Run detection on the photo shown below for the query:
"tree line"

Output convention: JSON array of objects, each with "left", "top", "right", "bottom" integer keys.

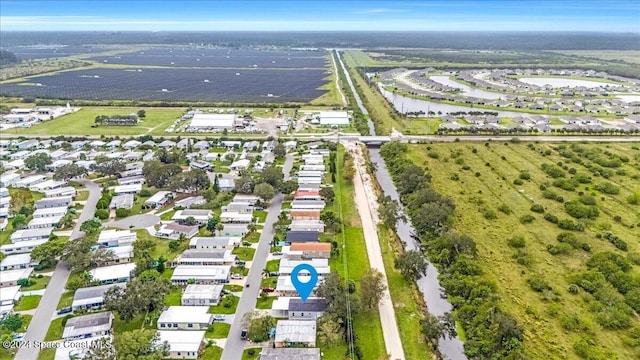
[{"left": 379, "top": 141, "right": 526, "bottom": 359}]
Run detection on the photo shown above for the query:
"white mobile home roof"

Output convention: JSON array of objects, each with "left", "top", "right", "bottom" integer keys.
[
  {"left": 0, "top": 268, "right": 33, "bottom": 283},
  {"left": 1, "top": 238, "right": 48, "bottom": 254},
  {"left": 171, "top": 265, "right": 231, "bottom": 282},
  {"left": 319, "top": 110, "right": 350, "bottom": 125},
  {"left": 274, "top": 320, "right": 317, "bottom": 344},
  {"left": 158, "top": 306, "right": 212, "bottom": 324},
  {"left": 190, "top": 114, "right": 236, "bottom": 129},
  {"left": 157, "top": 330, "right": 205, "bottom": 354},
  {"left": 10, "top": 228, "right": 51, "bottom": 243},
  {"left": 89, "top": 263, "right": 135, "bottom": 282},
  {"left": 28, "top": 215, "right": 63, "bottom": 228},
  {"left": 113, "top": 184, "right": 142, "bottom": 194}
]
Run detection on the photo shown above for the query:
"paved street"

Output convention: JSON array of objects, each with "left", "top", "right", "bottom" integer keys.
[
  {"left": 16, "top": 180, "right": 101, "bottom": 360},
  {"left": 105, "top": 214, "right": 160, "bottom": 229},
  {"left": 220, "top": 193, "right": 284, "bottom": 360},
  {"left": 221, "top": 154, "right": 293, "bottom": 360}
]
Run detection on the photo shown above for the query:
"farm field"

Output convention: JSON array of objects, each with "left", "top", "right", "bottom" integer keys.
[
  {"left": 12, "top": 106, "right": 185, "bottom": 136},
  {"left": 403, "top": 141, "right": 640, "bottom": 359},
  {"left": 0, "top": 67, "right": 329, "bottom": 103}
]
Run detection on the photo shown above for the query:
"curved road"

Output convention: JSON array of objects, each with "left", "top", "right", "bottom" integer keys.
[{"left": 16, "top": 179, "right": 102, "bottom": 360}]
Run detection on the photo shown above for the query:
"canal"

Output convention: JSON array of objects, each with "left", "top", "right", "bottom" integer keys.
[{"left": 337, "top": 51, "right": 467, "bottom": 360}]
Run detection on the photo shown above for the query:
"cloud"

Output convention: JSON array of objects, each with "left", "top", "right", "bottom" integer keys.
[{"left": 352, "top": 8, "right": 406, "bottom": 14}]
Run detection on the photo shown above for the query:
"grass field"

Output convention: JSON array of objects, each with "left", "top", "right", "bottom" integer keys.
[
  {"left": 208, "top": 295, "right": 239, "bottom": 314},
  {"left": 12, "top": 106, "right": 185, "bottom": 136},
  {"left": 13, "top": 295, "right": 42, "bottom": 311},
  {"left": 205, "top": 322, "right": 231, "bottom": 338},
  {"left": 552, "top": 50, "right": 640, "bottom": 65},
  {"left": 404, "top": 142, "right": 640, "bottom": 359},
  {"left": 231, "top": 246, "right": 256, "bottom": 261},
  {"left": 200, "top": 345, "right": 223, "bottom": 360}
]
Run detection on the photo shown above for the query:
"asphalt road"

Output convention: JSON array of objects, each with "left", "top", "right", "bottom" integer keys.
[
  {"left": 220, "top": 192, "right": 284, "bottom": 360},
  {"left": 16, "top": 179, "right": 101, "bottom": 360},
  {"left": 221, "top": 154, "right": 292, "bottom": 360},
  {"left": 350, "top": 143, "right": 406, "bottom": 360},
  {"left": 105, "top": 214, "right": 160, "bottom": 229}
]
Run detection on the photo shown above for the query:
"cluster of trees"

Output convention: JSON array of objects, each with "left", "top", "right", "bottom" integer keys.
[
  {"left": 380, "top": 141, "right": 525, "bottom": 359},
  {"left": 24, "top": 153, "right": 52, "bottom": 172},
  {"left": 234, "top": 165, "right": 290, "bottom": 202},
  {"left": 92, "top": 156, "right": 126, "bottom": 177},
  {"left": 53, "top": 163, "right": 88, "bottom": 180},
  {"left": 142, "top": 159, "right": 209, "bottom": 193},
  {"left": 82, "top": 329, "right": 169, "bottom": 360},
  {"left": 104, "top": 271, "right": 171, "bottom": 321},
  {"left": 313, "top": 271, "right": 386, "bottom": 359}
]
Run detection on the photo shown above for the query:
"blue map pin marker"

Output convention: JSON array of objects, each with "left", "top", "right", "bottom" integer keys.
[{"left": 290, "top": 263, "right": 318, "bottom": 302}]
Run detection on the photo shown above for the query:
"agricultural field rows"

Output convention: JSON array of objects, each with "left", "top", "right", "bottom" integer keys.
[{"left": 405, "top": 141, "right": 640, "bottom": 359}]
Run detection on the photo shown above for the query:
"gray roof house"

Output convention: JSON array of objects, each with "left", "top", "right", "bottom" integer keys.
[
  {"left": 288, "top": 298, "right": 327, "bottom": 320},
  {"left": 63, "top": 312, "right": 114, "bottom": 340},
  {"left": 72, "top": 283, "right": 127, "bottom": 311},
  {"left": 285, "top": 231, "right": 319, "bottom": 244}
]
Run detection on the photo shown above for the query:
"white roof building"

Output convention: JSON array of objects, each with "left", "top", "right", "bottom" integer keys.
[
  {"left": 274, "top": 320, "right": 317, "bottom": 346},
  {"left": 63, "top": 312, "right": 114, "bottom": 340},
  {"left": 189, "top": 114, "right": 237, "bottom": 130},
  {"left": 98, "top": 229, "right": 137, "bottom": 247},
  {"left": 157, "top": 306, "right": 213, "bottom": 330},
  {"left": 181, "top": 284, "right": 224, "bottom": 306},
  {"left": 318, "top": 111, "right": 350, "bottom": 126},
  {"left": 171, "top": 265, "right": 231, "bottom": 285},
  {"left": 0, "top": 268, "right": 33, "bottom": 287},
  {"left": 89, "top": 263, "right": 136, "bottom": 284},
  {"left": 156, "top": 330, "right": 205, "bottom": 359},
  {"left": 113, "top": 184, "right": 142, "bottom": 194}
]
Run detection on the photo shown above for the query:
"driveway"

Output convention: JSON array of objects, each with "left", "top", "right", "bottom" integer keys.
[
  {"left": 105, "top": 214, "right": 161, "bottom": 229},
  {"left": 16, "top": 179, "right": 101, "bottom": 360}
]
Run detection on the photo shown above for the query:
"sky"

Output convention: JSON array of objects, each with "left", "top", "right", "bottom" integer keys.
[{"left": 0, "top": 0, "right": 639, "bottom": 32}]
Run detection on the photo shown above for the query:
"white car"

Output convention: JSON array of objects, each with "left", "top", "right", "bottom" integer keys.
[
  {"left": 213, "top": 314, "right": 225, "bottom": 321},
  {"left": 231, "top": 274, "right": 244, "bottom": 279}
]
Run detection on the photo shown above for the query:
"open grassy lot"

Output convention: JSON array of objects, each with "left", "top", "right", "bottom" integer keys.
[
  {"left": 255, "top": 295, "right": 277, "bottom": 309},
  {"left": 13, "top": 106, "right": 185, "bottom": 136},
  {"left": 22, "top": 275, "right": 50, "bottom": 291},
  {"left": 13, "top": 295, "right": 42, "bottom": 311},
  {"left": 164, "top": 286, "right": 183, "bottom": 306},
  {"left": 404, "top": 141, "right": 640, "bottom": 359},
  {"left": 205, "top": 322, "right": 230, "bottom": 338},
  {"left": 56, "top": 291, "right": 74, "bottom": 309},
  {"left": 135, "top": 229, "right": 189, "bottom": 262},
  {"left": 207, "top": 295, "right": 239, "bottom": 314},
  {"left": 200, "top": 345, "right": 223, "bottom": 360},
  {"left": 241, "top": 348, "right": 261, "bottom": 360},
  {"left": 44, "top": 317, "right": 65, "bottom": 341},
  {"left": 231, "top": 246, "right": 256, "bottom": 261}
]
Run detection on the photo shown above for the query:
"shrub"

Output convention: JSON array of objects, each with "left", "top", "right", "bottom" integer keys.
[
  {"left": 530, "top": 204, "right": 545, "bottom": 213},
  {"left": 557, "top": 232, "right": 579, "bottom": 248},
  {"left": 564, "top": 200, "right": 599, "bottom": 219},
  {"left": 528, "top": 277, "right": 551, "bottom": 292},
  {"left": 115, "top": 208, "right": 130, "bottom": 218},
  {"left": 475, "top": 172, "right": 481, "bottom": 177},
  {"left": 461, "top": 165, "right": 471, "bottom": 171},
  {"left": 542, "top": 189, "right": 558, "bottom": 200},
  {"left": 513, "top": 179, "right": 524, "bottom": 185},
  {"left": 547, "top": 243, "right": 573, "bottom": 255},
  {"left": 483, "top": 209, "right": 497, "bottom": 220},
  {"left": 553, "top": 178, "right": 577, "bottom": 191},
  {"left": 450, "top": 174, "right": 459, "bottom": 181},
  {"left": 541, "top": 163, "right": 566, "bottom": 178},
  {"left": 427, "top": 151, "right": 439, "bottom": 159},
  {"left": 579, "top": 195, "right": 597, "bottom": 205},
  {"left": 139, "top": 189, "right": 152, "bottom": 197},
  {"left": 497, "top": 204, "right": 511, "bottom": 214},
  {"left": 594, "top": 182, "right": 620, "bottom": 195},
  {"left": 544, "top": 213, "right": 558, "bottom": 223},
  {"left": 95, "top": 209, "right": 109, "bottom": 220},
  {"left": 573, "top": 173, "right": 592, "bottom": 184},
  {"left": 568, "top": 284, "right": 580, "bottom": 294},
  {"left": 519, "top": 172, "right": 531, "bottom": 180},
  {"left": 520, "top": 215, "right": 535, "bottom": 224},
  {"left": 603, "top": 232, "right": 628, "bottom": 251},
  {"left": 508, "top": 236, "right": 526, "bottom": 248}
]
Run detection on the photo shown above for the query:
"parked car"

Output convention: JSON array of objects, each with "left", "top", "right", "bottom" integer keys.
[
  {"left": 213, "top": 314, "right": 225, "bottom": 321},
  {"left": 272, "top": 252, "right": 283, "bottom": 256},
  {"left": 57, "top": 306, "right": 72, "bottom": 315},
  {"left": 231, "top": 274, "right": 244, "bottom": 279},
  {"left": 261, "top": 287, "right": 275, "bottom": 293},
  {"left": 241, "top": 328, "right": 248, "bottom": 340}
]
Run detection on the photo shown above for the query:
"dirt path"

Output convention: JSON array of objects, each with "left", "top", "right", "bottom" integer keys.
[
  {"left": 331, "top": 52, "right": 348, "bottom": 107},
  {"left": 346, "top": 142, "right": 406, "bottom": 360}
]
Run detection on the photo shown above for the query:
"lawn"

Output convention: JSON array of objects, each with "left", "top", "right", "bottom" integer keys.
[
  {"left": 207, "top": 295, "right": 239, "bottom": 314},
  {"left": 255, "top": 295, "right": 277, "bottom": 310},
  {"left": 253, "top": 210, "right": 267, "bottom": 223},
  {"left": 74, "top": 190, "right": 89, "bottom": 201},
  {"left": 205, "top": 322, "right": 231, "bottom": 338},
  {"left": 265, "top": 259, "right": 280, "bottom": 273},
  {"left": 14, "top": 106, "right": 186, "bottom": 136},
  {"left": 244, "top": 231, "right": 260, "bottom": 243},
  {"left": 13, "top": 295, "right": 41, "bottom": 311},
  {"left": 164, "top": 286, "right": 183, "bottom": 306},
  {"left": 44, "top": 317, "right": 65, "bottom": 341},
  {"left": 56, "top": 291, "right": 74, "bottom": 309},
  {"left": 241, "top": 348, "right": 262, "bottom": 360},
  {"left": 260, "top": 277, "right": 277, "bottom": 288},
  {"left": 403, "top": 142, "right": 640, "bottom": 359},
  {"left": 37, "top": 348, "right": 56, "bottom": 360},
  {"left": 223, "top": 284, "right": 244, "bottom": 292},
  {"left": 200, "top": 345, "right": 223, "bottom": 360},
  {"left": 22, "top": 275, "right": 50, "bottom": 291},
  {"left": 113, "top": 314, "right": 145, "bottom": 332},
  {"left": 231, "top": 246, "right": 256, "bottom": 261},
  {"left": 135, "top": 229, "right": 188, "bottom": 262},
  {"left": 160, "top": 209, "right": 176, "bottom": 221},
  {"left": 378, "top": 227, "right": 433, "bottom": 359}
]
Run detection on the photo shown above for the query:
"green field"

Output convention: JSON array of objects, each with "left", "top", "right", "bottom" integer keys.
[
  {"left": 12, "top": 106, "right": 185, "bottom": 136},
  {"left": 403, "top": 142, "right": 640, "bottom": 359}
]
